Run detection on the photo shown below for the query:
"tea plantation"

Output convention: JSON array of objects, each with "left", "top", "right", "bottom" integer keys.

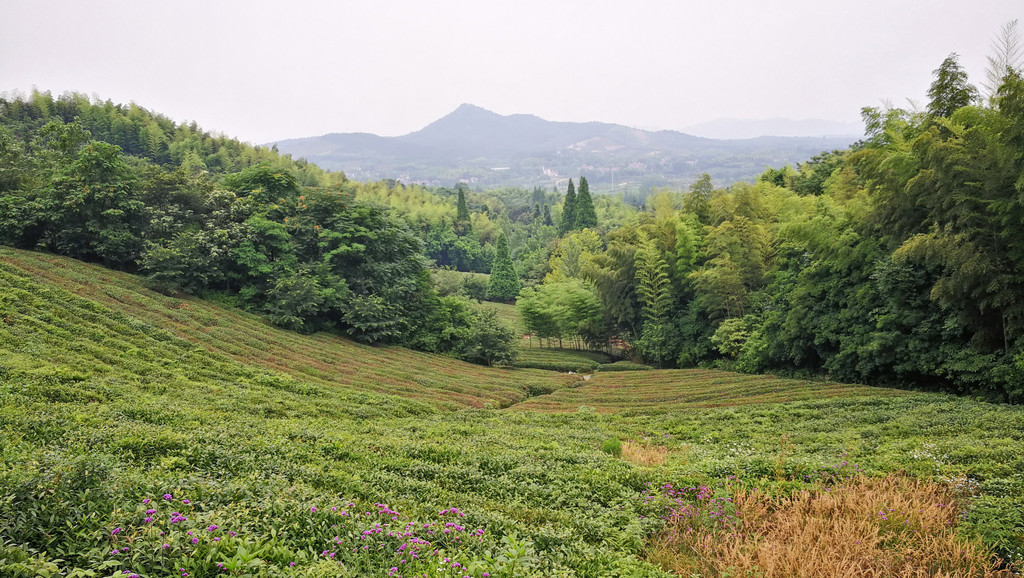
[{"left": 1, "top": 248, "right": 1022, "bottom": 577}]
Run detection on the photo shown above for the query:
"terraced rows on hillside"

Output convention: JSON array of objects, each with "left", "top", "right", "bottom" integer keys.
[
  {"left": 0, "top": 248, "right": 563, "bottom": 411},
  {"left": 4, "top": 247, "right": 1022, "bottom": 576},
  {"left": 512, "top": 368, "right": 909, "bottom": 414},
  {"left": 1, "top": 247, "right": 911, "bottom": 417}
]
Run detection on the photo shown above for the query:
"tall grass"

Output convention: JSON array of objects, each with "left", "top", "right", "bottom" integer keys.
[{"left": 622, "top": 441, "right": 668, "bottom": 467}]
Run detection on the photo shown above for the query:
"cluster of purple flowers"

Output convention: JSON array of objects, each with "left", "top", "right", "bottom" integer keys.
[
  {"left": 107, "top": 493, "right": 243, "bottom": 575},
  {"left": 309, "top": 501, "right": 488, "bottom": 577},
  {"left": 638, "top": 480, "right": 743, "bottom": 538}
]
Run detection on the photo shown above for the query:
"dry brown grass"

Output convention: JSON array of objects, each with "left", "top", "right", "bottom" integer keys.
[
  {"left": 648, "top": 474, "right": 1015, "bottom": 577},
  {"left": 622, "top": 441, "right": 668, "bottom": 466}
]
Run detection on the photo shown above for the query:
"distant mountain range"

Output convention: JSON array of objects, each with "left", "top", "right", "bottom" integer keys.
[
  {"left": 272, "top": 104, "right": 862, "bottom": 192},
  {"left": 683, "top": 118, "right": 863, "bottom": 140}
]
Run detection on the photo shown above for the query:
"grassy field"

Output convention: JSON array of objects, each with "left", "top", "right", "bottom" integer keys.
[{"left": 1, "top": 248, "right": 1022, "bottom": 577}]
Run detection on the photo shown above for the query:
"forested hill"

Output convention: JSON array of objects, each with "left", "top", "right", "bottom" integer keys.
[
  {"left": 271, "top": 103, "right": 858, "bottom": 189},
  {"left": 0, "top": 90, "right": 340, "bottom": 186},
  {"left": 0, "top": 90, "right": 523, "bottom": 365}
]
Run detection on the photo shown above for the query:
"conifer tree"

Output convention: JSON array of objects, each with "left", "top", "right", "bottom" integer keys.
[
  {"left": 487, "top": 233, "right": 520, "bottom": 302},
  {"left": 543, "top": 204, "right": 554, "bottom": 226},
  {"left": 558, "top": 179, "right": 577, "bottom": 236},
  {"left": 456, "top": 183, "right": 471, "bottom": 221},
  {"left": 574, "top": 176, "right": 597, "bottom": 229},
  {"left": 455, "top": 183, "right": 472, "bottom": 234}
]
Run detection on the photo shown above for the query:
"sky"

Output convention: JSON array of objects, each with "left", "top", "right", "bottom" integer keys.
[{"left": 1, "top": 0, "right": 1021, "bottom": 144}]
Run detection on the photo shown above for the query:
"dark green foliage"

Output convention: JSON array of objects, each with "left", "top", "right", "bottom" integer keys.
[
  {"left": 574, "top": 176, "right": 598, "bottom": 229},
  {"left": 463, "top": 274, "right": 489, "bottom": 302},
  {"left": 486, "top": 233, "right": 520, "bottom": 302},
  {"left": 46, "top": 141, "right": 145, "bottom": 269},
  {"left": 757, "top": 165, "right": 791, "bottom": 188},
  {"left": 459, "top": 308, "right": 518, "bottom": 366},
  {"left": 0, "top": 93, "right": 491, "bottom": 354},
  {"left": 405, "top": 295, "right": 474, "bottom": 354},
  {"left": 455, "top": 182, "right": 471, "bottom": 229},
  {"left": 423, "top": 226, "right": 493, "bottom": 272},
  {"left": 504, "top": 55, "right": 1024, "bottom": 402},
  {"left": 559, "top": 179, "right": 577, "bottom": 236},
  {"left": 792, "top": 150, "right": 847, "bottom": 196},
  {"left": 927, "top": 53, "right": 979, "bottom": 118},
  {"left": 223, "top": 163, "right": 299, "bottom": 205}
]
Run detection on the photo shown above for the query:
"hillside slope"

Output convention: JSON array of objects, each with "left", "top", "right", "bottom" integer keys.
[{"left": 0, "top": 247, "right": 564, "bottom": 412}]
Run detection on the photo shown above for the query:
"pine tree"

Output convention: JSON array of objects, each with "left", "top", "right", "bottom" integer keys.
[
  {"left": 531, "top": 186, "right": 545, "bottom": 206},
  {"left": 533, "top": 203, "right": 541, "bottom": 220},
  {"left": 487, "top": 233, "right": 521, "bottom": 302},
  {"left": 574, "top": 176, "right": 597, "bottom": 229},
  {"left": 455, "top": 183, "right": 472, "bottom": 234},
  {"left": 456, "top": 183, "right": 471, "bottom": 221},
  {"left": 558, "top": 179, "right": 577, "bottom": 236},
  {"left": 543, "top": 204, "right": 554, "bottom": 226}
]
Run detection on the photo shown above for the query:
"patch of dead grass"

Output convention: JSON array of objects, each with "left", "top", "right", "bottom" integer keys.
[
  {"left": 622, "top": 441, "right": 668, "bottom": 466},
  {"left": 648, "top": 474, "right": 1015, "bottom": 577}
]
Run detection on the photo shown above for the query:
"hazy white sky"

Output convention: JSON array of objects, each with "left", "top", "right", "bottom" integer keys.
[{"left": 1, "top": 0, "right": 1020, "bottom": 143}]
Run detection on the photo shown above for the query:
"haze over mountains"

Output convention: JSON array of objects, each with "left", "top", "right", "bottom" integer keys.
[
  {"left": 272, "top": 104, "right": 862, "bottom": 192},
  {"left": 683, "top": 118, "right": 864, "bottom": 140}
]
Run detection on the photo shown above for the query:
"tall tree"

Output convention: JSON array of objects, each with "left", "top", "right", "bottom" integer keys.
[
  {"left": 574, "top": 176, "right": 598, "bottom": 229},
  {"left": 47, "top": 141, "right": 145, "bottom": 269},
  {"left": 487, "top": 233, "right": 520, "bottom": 301},
  {"left": 455, "top": 183, "right": 472, "bottom": 234},
  {"left": 927, "top": 53, "right": 979, "bottom": 119},
  {"left": 559, "top": 179, "right": 577, "bottom": 236},
  {"left": 682, "top": 173, "right": 714, "bottom": 224},
  {"left": 634, "top": 233, "right": 680, "bottom": 366}
]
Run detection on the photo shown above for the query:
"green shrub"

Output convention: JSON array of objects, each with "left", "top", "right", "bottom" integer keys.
[{"left": 602, "top": 438, "right": 623, "bottom": 457}]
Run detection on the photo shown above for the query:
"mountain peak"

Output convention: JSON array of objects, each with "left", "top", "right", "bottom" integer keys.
[
  {"left": 413, "top": 104, "right": 507, "bottom": 144},
  {"left": 452, "top": 103, "right": 492, "bottom": 114},
  {"left": 433, "top": 103, "right": 502, "bottom": 124}
]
